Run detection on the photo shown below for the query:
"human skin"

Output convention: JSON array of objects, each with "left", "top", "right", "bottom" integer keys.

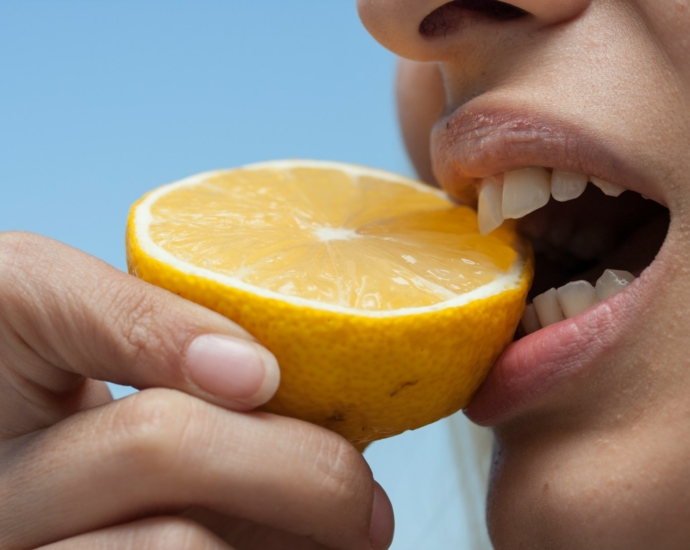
[
  {"left": 0, "top": 233, "right": 394, "bottom": 549},
  {"left": 359, "top": 0, "right": 690, "bottom": 548}
]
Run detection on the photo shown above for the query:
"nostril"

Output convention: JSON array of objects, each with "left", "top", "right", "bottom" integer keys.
[{"left": 419, "top": 0, "right": 528, "bottom": 38}]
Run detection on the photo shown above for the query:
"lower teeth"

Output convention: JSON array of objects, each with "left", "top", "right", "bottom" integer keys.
[
  {"left": 522, "top": 269, "right": 636, "bottom": 334},
  {"left": 595, "top": 269, "right": 636, "bottom": 301},
  {"left": 556, "top": 280, "right": 598, "bottom": 318}
]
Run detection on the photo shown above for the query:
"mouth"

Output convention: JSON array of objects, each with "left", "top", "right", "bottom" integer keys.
[{"left": 432, "top": 103, "right": 671, "bottom": 425}]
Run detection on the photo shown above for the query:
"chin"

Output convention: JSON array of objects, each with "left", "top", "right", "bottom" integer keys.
[{"left": 485, "top": 398, "right": 690, "bottom": 549}]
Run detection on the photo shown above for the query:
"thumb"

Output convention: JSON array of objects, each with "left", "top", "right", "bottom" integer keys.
[{"left": 0, "top": 232, "right": 280, "bottom": 430}]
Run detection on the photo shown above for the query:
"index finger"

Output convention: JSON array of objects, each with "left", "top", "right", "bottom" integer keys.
[{"left": 0, "top": 231, "right": 280, "bottom": 434}]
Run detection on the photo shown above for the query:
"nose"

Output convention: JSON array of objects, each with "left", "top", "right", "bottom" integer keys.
[{"left": 357, "top": 0, "right": 591, "bottom": 61}]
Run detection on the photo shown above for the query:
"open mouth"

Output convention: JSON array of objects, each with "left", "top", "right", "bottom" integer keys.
[
  {"left": 429, "top": 101, "right": 672, "bottom": 346},
  {"left": 429, "top": 97, "right": 673, "bottom": 423},
  {"left": 395, "top": 0, "right": 677, "bottom": 426},
  {"left": 474, "top": 169, "right": 670, "bottom": 338},
  {"left": 466, "top": 166, "right": 670, "bottom": 425},
  {"left": 466, "top": 173, "right": 670, "bottom": 424}
]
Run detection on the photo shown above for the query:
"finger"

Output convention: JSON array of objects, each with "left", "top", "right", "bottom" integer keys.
[
  {"left": 184, "top": 507, "right": 329, "bottom": 550},
  {"left": 35, "top": 516, "right": 234, "bottom": 550},
  {"left": 0, "top": 232, "right": 280, "bottom": 436},
  {"left": 2, "top": 389, "right": 394, "bottom": 550}
]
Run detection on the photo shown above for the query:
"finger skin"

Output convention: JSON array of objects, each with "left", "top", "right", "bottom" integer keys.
[
  {"left": 0, "top": 389, "right": 383, "bottom": 550},
  {"left": 184, "top": 508, "right": 330, "bottom": 550},
  {"left": 35, "top": 516, "right": 234, "bottom": 550},
  {"left": 0, "top": 231, "right": 279, "bottom": 438}
]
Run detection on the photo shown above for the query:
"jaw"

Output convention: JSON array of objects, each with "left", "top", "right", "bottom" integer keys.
[
  {"left": 487, "top": 400, "right": 690, "bottom": 549},
  {"left": 478, "top": 216, "right": 690, "bottom": 548},
  {"left": 483, "top": 223, "right": 686, "bottom": 546},
  {"left": 443, "top": 137, "right": 690, "bottom": 548}
]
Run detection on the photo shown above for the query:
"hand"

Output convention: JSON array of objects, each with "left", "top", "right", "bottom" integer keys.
[{"left": 0, "top": 232, "right": 394, "bottom": 550}]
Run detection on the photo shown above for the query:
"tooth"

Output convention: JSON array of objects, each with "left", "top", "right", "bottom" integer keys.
[
  {"left": 556, "top": 280, "right": 598, "bottom": 319},
  {"left": 533, "top": 288, "right": 566, "bottom": 327},
  {"left": 590, "top": 176, "right": 626, "bottom": 197},
  {"left": 502, "top": 167, "right": 551, "bottom": 219},
  {"left": 551, "top": 170, "right": 587, "bottom": 202},
  {"left": 520, "top": 303, "right": 541, "bottom": 335},
  {"left": 477, "top": 176, "right": 504, "bottom": 235},
  {"left": 595, "top": 269, "right": 636, "bottom": 301}
]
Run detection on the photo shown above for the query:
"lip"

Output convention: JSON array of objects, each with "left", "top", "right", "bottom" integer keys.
[
  {"left": 431, "top": 101, "right": 668, "bottom": 208},
  {"left": 465, "top": 248, "right": 665, "bottom": 426},
  {"left": 431, "top": 99, "right": 669, "bottom": 426}
]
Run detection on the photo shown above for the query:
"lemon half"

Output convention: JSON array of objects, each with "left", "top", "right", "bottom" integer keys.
[{"left": 126, "top": 160, "right": 532, "bottom": 449}]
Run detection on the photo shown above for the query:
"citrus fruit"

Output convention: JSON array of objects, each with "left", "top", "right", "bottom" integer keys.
[{"left": 126, "top": 160, "right": 532, "bottom": 450}]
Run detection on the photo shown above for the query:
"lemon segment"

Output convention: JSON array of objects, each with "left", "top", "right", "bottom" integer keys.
[{"left": 127, "top": 160, "right": 532, "bottom": 449}]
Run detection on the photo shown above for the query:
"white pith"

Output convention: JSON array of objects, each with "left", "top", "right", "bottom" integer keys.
[{"left": 133, "top": 159, "right": 527, "bottom": 318}]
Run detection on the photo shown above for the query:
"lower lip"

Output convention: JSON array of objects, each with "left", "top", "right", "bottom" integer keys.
[{"left": 465, "top": 260, "right": 659, "bottom": 426}]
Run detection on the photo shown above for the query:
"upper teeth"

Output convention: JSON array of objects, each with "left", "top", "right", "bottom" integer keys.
[
  {"left": 478, "top": 176, "right": 505, "bottom": 235},
  {"left": 590, "top": 176, "right": 626, "bottom": 197},
  {"left": 477, "top": 168, "right": 626, "bottom": 235},
  {"left": 502, "top": 167, "right": 551, "bottom": 220},
  {"left": 551, "top": 170, "right": 587, "bottom": 202},
  {"left": 522, "top": 269, "right": 636, "bottom": 334}
]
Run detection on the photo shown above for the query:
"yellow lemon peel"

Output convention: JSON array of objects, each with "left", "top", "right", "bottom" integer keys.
[{"left": 126, "top": 160, "right": 532, "bottom": 450}]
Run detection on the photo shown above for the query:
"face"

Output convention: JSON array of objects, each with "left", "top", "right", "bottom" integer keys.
[{"left": 359, "top": 0, "right": 690, "bottom": 547}]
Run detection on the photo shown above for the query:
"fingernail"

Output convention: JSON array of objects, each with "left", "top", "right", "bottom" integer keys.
[
  {"left": 369, "top": 481, "right": 395, "bottom": 549},
  {"left": 186, "top": 334, "right": 280, "bottom": 403}
]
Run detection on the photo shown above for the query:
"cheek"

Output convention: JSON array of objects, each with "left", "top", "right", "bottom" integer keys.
[
  {"left": 637, "top": 0, "right": 690, "bottom": 81},
  {"left": 487, "top": 418, "right": 690, "bottom": 549}
]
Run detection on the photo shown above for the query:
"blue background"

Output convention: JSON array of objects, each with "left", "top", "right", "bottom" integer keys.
[{"left": 0, "top": 2, "right": 489, "bottom": 548}]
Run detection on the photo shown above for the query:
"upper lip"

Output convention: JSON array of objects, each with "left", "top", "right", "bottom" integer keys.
[{"left": 430, "top": 100, "right": 667, "bottom": 207}]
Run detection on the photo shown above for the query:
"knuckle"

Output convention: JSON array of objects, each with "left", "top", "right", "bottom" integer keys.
[
  {"left": 105, "top": 281, "right": 163, "bottom": 364},
  {"left": 315, "top": 433, "right": 371, "bottom": 505},
  {"left": 0, "top": 231, "right": 43, "bottom": 295},
  {"left": 0, "top": 233, "right": 55, "bottom": 343},
  {"left": 106, "top": 389, "right": 199, "bottom": 473},
  {"left": 100, "top": 277, "right": 187, "bottom": 380}
]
